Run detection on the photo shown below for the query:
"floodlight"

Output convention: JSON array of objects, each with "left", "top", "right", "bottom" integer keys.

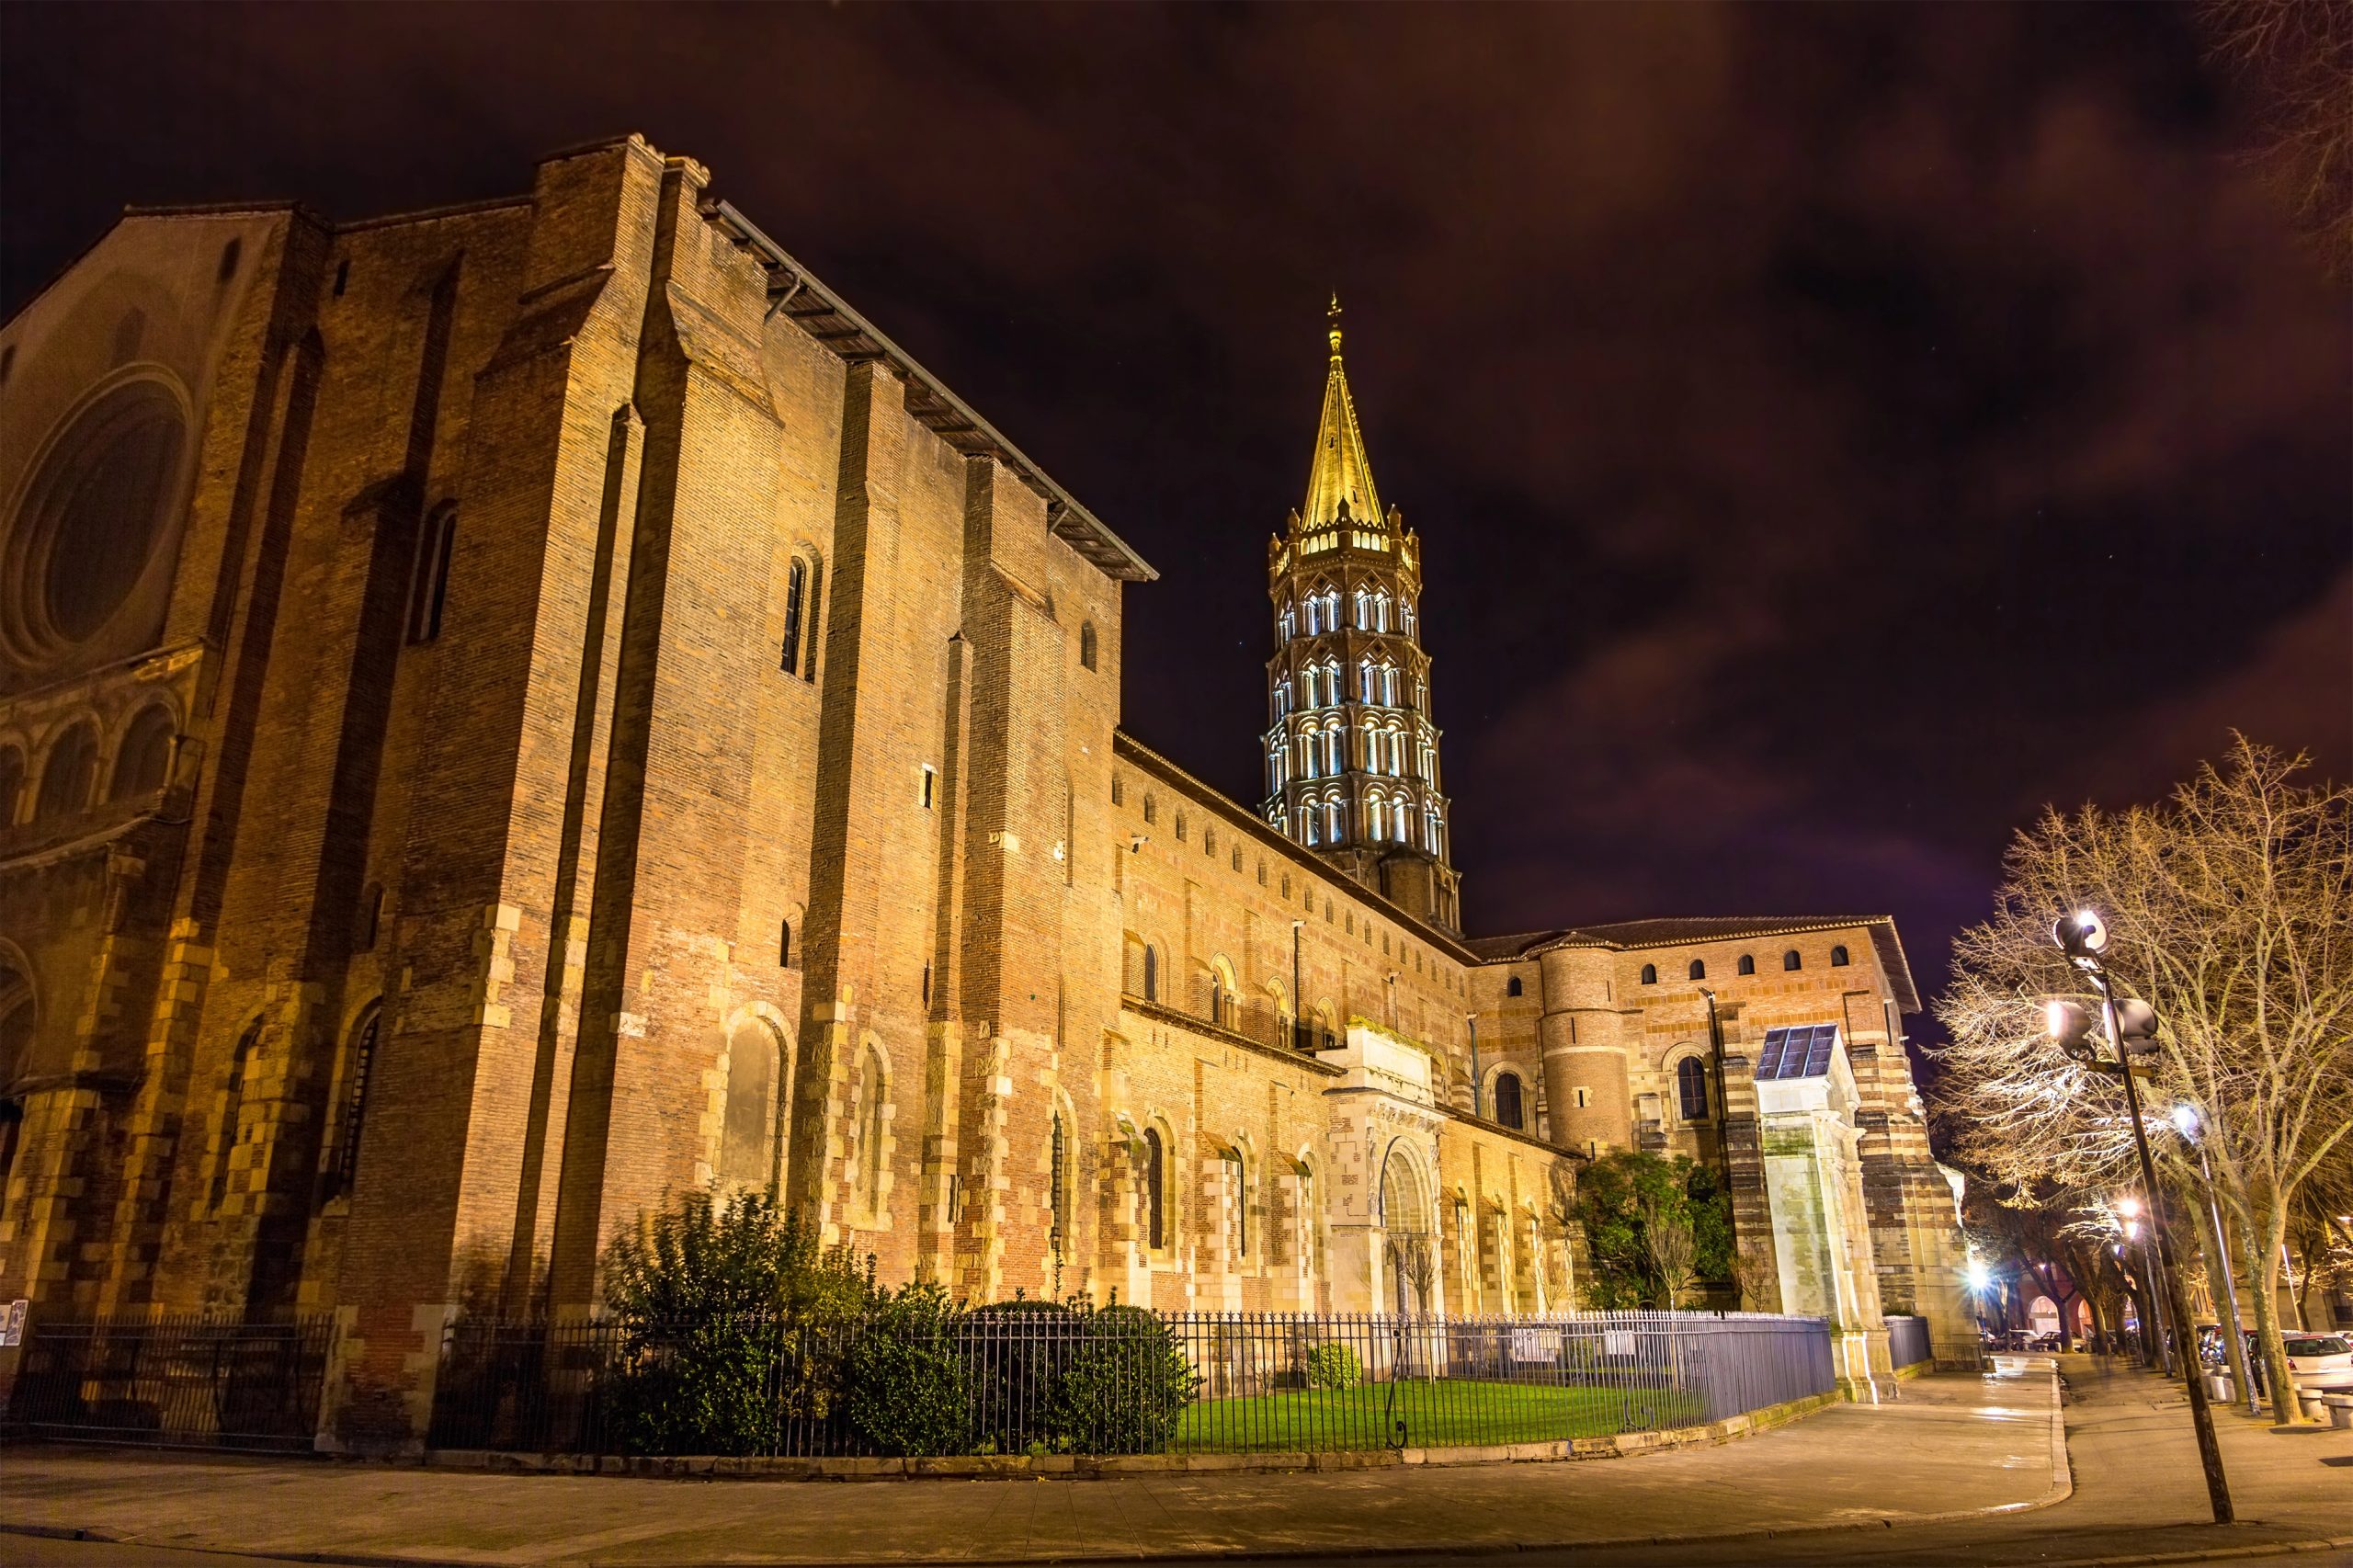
[
  {"left": 2169, "top": 1104, "right": 2200, "bottom": 1137},
  {"left": 2044, "top": 998, "right": 2097, "bottom": 1051},
  {"left": 2052, "top": 908, "right": 2109, "bottom": 958}
]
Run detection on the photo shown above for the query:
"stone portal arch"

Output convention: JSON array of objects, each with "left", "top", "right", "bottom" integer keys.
[{"left": 1377, "top": 1139, "right": 1434, "bottom": 1317}]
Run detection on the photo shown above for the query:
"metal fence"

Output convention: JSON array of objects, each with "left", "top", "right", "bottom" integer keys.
[
  {"left": 429, "top": 1308, "right": 1834, "bottom": 1458},
  {"left": 6, "top": 1314, "right": 336, "bottom": 1451},
  {"left": 1885, "top": 1315, "right": 1932, "bottom": 1369}
]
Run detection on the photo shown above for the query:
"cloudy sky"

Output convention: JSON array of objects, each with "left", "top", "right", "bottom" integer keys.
[{"left": 6, "top": 3, "right": 2346, "bottom": 1029}]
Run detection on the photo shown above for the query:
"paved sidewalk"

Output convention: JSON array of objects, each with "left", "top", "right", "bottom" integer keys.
[{"left": 0, "top": 1356, "right": 2344, "bottom": 1566}]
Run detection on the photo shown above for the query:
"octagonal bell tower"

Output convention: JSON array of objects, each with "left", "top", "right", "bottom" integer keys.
[{"left": 1260, "top": 300, "right": 1460, "bottom": 931}]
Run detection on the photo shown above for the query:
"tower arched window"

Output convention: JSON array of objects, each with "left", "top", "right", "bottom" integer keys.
[
  {"left": 1494, "top": 1071, "right": 1525, "bottom": 1131},
  {"left": 36, "top": 722, "right": 99, "bottom": 821},
  {"left": 1323, "top": 797, "right": 1342, "bottom": 844},
  {"left": 778, "top": 919, "right": 792, "bottom": 968},
  {"left": 1273, "top": 677, "right": 1291, "bottom": 721},
  {"left": 1315, "top": 587, "right": 1339, "bottom": 632},
  {"left": 1299, "top": 729, "right": 1319, "bottom": 780},
  {"left": 1380, "top": 662, "right": 1398, "bottom": 706},
  {"left": 1402, "top": 599, "right": 1416, "bottom": 635},
  {"left": 1143, "top": 1126, "right": 1166, "bottom": 1249},
  {"left": 1323, "top": 659, "right": 1341, "bottom": 708},
  {"left": 1358, "top": 657, "right": 1376, "bottom": 704},
  {"left": 1830, "top": 944, "right": 1850, "bottom": 967},
  {"left": 1737, "top": 953, "right": 1756, "bottom": 976},
  {"left": 1688, "top": 959, "right": 1706, "bottom": 981},
  {"left": 1372, "top": 591, "right": 1390, "bottom": 632},
  {"left": 1279, "top": 604, "right": 1296, "bottom": 641},
  {"left": 1078, "top": 621, "right": 1097, "bottom": 672},
  {"left": 1387, "top": 729, "right": 1405, "bottom": 776},
  {"left": 1783, "top": 949, "right": 1802, "bottom": 971},
  {"left": 1303, "top": 809, "right": 1321, "bottom": 846},
  {"left": 1506, "top": 975, "right": 1524, "bottom": 997},
  {"left": 110, "top": 705, "right": 176, "bottom": 801},
  {"left": 1366, "top": 796, "right": 1384, "bottom": 841},
  {"left": 1354, "top": 587, "right": 1371, "bottom": 629},
  {"left": 1677, "top": 1055, "right": 1710, "bottom": 1120},
  {"left": 408, "top": 505, "right": 457, "bottom": 643},
  {"left": 1640, "top": 963, "right": 1658, "bottom": 985},
  {"left": 1142, "top": 945, "right": 1159, "bottom": 1002},
  {"left": 1424, "top": 806, "right": 1441, "bottom": 851},
  {"left": 856, "top": 1045, "right": 888, "bottom": 1218},
  {"left": 1324, "top": 727, "right": 1344, "bottom": 777}
]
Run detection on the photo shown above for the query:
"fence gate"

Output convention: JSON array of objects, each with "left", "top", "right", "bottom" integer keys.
[{"left": 6, "top": 1314, "right": 335, "bottom": 1451}]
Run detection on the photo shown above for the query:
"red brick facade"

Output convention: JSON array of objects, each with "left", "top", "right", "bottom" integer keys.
[{"left": 0, "top": 137, "right": 1973, "bottom": 1451}]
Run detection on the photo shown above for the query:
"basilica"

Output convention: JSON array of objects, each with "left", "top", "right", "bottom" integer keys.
[{"left": 0, "top": 135, "right": 1972, "bottom": 1449}]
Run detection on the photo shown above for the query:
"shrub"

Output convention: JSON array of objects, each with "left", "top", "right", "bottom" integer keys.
[
  {"left": 1045, "top": 1304, "right": 1199, "bottom": 1454},
  {"left": 845, "top": 1282, "right": 968, "bottom": 1457},
  {"left": 1305, "top": 1341, "right": 1361, "bottom": 1392},
  {"left": 958, "top": 1297, "right": 1082, "bottom": 1454},
  {"left": 597, "top": 1187, "right": 874, "bottom": 1454}
]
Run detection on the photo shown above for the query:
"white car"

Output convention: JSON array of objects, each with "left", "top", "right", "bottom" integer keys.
[{"left": 2282, "top": 1334, "right": 2353, "bottom": 1392}]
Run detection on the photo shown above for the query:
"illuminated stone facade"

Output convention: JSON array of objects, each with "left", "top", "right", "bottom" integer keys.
[{"left": 0, "top": 137, "right": 1972, "bottom": 1451}]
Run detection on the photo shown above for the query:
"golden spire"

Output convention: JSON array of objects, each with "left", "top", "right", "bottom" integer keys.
[{"left": 1302, "top": 293, "right": 1382, "bottom": 528}]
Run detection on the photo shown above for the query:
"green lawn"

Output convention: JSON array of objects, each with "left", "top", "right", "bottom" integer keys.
[{"left": 1173, "top": 1378, "right": 1703, "bottom": 1452}]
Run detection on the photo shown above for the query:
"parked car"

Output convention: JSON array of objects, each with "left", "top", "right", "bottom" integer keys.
[{"left": 2281, "top": 1335, "right": 2353, "bottom": 1392}]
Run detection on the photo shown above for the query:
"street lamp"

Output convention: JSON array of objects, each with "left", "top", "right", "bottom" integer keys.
[
  {"left": 2046, "top": 908, "right": 2233, "bottom": 1523},
  {"left": 2171, "top": 1103, "right": 2261, "bottom": 1418}
]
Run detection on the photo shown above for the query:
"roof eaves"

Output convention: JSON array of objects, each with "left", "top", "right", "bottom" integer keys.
[{"left": 703, "top": 199, "right": 1155, "bottom": 585}]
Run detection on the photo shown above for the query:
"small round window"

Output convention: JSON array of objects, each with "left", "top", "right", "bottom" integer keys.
[{"left": 9, "top": 378, "right": 187, "bottom": 655}]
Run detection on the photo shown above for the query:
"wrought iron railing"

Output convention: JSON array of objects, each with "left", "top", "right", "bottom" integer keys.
[
  {"left": 5, "top": 1313, "right": 336, "bottom": 1450},
  {"left": 1886, "top": 1314, "right": 1933, "bottom": 1369},
  {"left": 428, "top": 1307, "right": 1834, "bottom": 1458}
]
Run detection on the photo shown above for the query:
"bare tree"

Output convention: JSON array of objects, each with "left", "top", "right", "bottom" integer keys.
[
  {"left": 2200, "top": 0, "right": 2353, "bottom": 278},
  {"left": 1638, "top": 1187, "right": 1700, "bottom": 1308},
  {"left": 1936, "top": 738, "right": 2352, "bottom": 1421}
]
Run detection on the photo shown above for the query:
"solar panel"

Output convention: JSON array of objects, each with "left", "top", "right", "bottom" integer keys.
[{"left": 1756, "top": 1023, "right": 1841, "bottom": 1080}]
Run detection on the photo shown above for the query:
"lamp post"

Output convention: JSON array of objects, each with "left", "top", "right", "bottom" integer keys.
[
  {"left": 2172, "top": 1104, "right": 2261, "bottom": 1418},
  {"left": 1291, "top": 919, "right": 1307, "bottom": 1052},
  {"left": 2047, "top": 908, "right": 2233, "bottom": 1524}
]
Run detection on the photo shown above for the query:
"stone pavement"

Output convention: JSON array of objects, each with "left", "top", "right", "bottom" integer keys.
[{"left": 1, "top": 1356, "right": 2347, "bottom": 1566}]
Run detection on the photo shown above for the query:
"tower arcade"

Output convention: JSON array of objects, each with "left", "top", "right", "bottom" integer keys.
[{"left": 1261, "top": 301, "right": 1459, "bottom": 930}]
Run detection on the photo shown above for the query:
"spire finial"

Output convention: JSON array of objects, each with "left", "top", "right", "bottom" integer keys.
[{"left": 1327, "top": 291, "right": 1343, "bottom": 357}]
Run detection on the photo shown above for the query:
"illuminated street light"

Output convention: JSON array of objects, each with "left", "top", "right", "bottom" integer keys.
[{"left": 2045, "top": 906, "right": 2232, "bottom": 1524}]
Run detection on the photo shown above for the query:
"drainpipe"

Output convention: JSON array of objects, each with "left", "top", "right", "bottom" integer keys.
[{"left": 1700, "top": 988, "right": 1736, "bottom": 1250}]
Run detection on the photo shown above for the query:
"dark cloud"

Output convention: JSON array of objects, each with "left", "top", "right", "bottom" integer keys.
[{"left": 5, "top": 2, "right": 2345, "bottom": 1031}]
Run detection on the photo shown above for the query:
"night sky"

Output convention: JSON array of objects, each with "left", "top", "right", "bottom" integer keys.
[{"left": 5, "top": 3, "right": 2347, "bottom": 1028}]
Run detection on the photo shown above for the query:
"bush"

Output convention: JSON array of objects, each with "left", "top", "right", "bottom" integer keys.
[
  {"left": 1045, "top": 1304, "right": 1199, "bottom": 1454},
  {"left": 1305, "top": 1341, "right": 1361, "bottom": 1392},
  {"left": 845, "top": 1282, "right": 968, "bottom": 1457},
  {"left": 597, "top": 1187, "right": 875, "bottom": 1454},
  {"left": 959, "top": 1298, "right": 1082, "bottom": 1454}
]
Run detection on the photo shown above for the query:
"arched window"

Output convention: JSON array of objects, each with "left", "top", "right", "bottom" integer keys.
[
  {"left": 856, "top": 1046, "right": 888, "bottom": 1217},
  {"left": 1737, "top": 953, "right": 1756, "bottom": 976},
  {"left": 1324, "top": 727, "right": 1343, "bottom": 777},
  {"left": 1402, "top": 599, "right": 1416, "bottom": 635},
  {"left": 1677, "top": 1055, "right": 1710, "bottom": 1120},
  {"left": 1783, "top": 949, "right": 1802, "bottom": 971},
  {"left": 1142, "top": 945, "right": 1160, "bottom": 1002},
  {"left": 1688, "top": 959, "right": 1706, "bottom": 981},
  {"left": 1494, "top": 1071, "right": 1525, "bottom": 1131},
  {"left": 1319, "top": 587, "right": 1338, "bottom": 630},
  {"left": 1079, "top": 621, "right": 1097, "bottom": 672},
  {"left": 780, "top": 557, "right": 810, "bottom": 675},
  {"left": 408, "top": 505, "right": 457, "bottom": 643},
  {"left": 1142, "top": 794, "right": 1157, "bottom": 824},
  {"left": 36, "top": 723, "right": 99, "bottom": 821},
  {"left": 1303, "top": 809, "right": 1321, "bottom": 846},
  {"left": 0, "top": 747, "right": 24, "bottom": 826},
  {"left": 1322, "top": 659, "right": 1341, "bottom": 708},
  {"left": 1323, "top": 797, "right": 1342, "bottom": 844},
  {"left": 1279, "top": 604, "right": 1296, "bottom": 641},
  {"left": 1049, "top": 1112, "right": 1069, "bottom": 1257},
  {"left": 1506, "top": 975, "right": 1524, "bottom": 997},
  {"left": 1830, "top": 944, "right": 1850, "bottom": 967},
  {"left": 210, "top": 1022, "right": 259, "bottom": 1210},
  {"left": 110, "top": 705, "right": 176, "bottom": 800},
  {"left": 1366, "top": 796, "right": 1384, "bottom": 841},
  {"left": 1353, "top": 587, "right": 1371, "bottom": 629},
  {"left": 1380, "top": 663, "right": 1398, "bottom": 706},
  {"left": 778, "top": 919, "right": 792, "bottom": 968},
  {"left": 1272, "top": 676, "right": 1290, "bottom": 721},
  {"left": 721, "top": 1022, "right": 779, "bottom": 1185},
  {"left": 357, "top": 884, "right": 385, "bottom": 950},
  {"left": 1640, "top": 963, "right": 1658, "bottom": 985},
  {"left": 1372, "top": 591, "right": 1391, "bottom": 632},
  {"left": 331, "top": 1006, "right": 380, "bottom": 1199},
  {"left": 1143, "top": 1126, "right": 1166, "bottom": 1249}
]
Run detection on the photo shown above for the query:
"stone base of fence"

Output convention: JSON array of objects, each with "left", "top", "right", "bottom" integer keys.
[{"left": 417, "top": 1388, "right": 1843, "bottom": 1482}]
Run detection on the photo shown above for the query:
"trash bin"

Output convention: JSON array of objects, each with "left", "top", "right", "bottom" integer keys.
[{"left": 2203, "top": 1372, "right": 2234, "bottom": 1403}]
